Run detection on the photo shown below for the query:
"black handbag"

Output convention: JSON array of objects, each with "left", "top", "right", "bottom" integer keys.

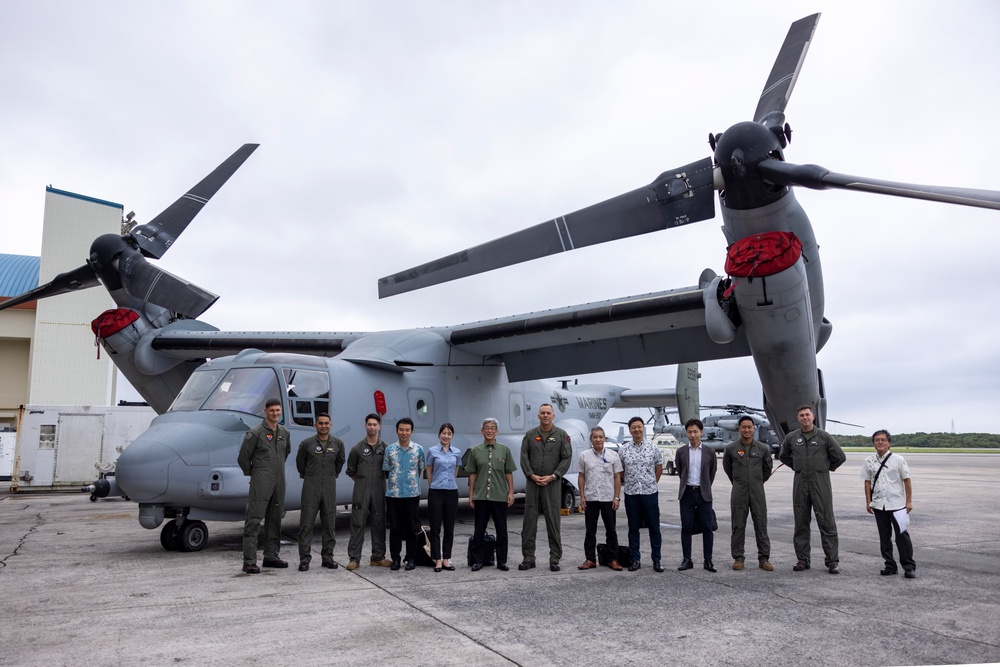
[{"left": 691, "top": 508, "right": 718, "bottom": 534}]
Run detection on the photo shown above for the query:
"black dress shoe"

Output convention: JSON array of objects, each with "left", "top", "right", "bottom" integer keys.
[
  {"left": 404, "top": 559, "right": 416, "bottom": 571},
  {"left": 518, "top": 561, "right": 536, "bottom": 571},
  {"left": 471, "top": 562, "right": 483, "bottom": 571},
  {"left": 442, "top": 564, "right": 455, "bottom": 571},
  {"left": 497, "top": 563, "right": 509, "bottom": 571},
  {"left": 321, "top": 559, "right": 339, "bottom": 569},
  {"left": 677, "top": 558, "right": 694, "bottom": 571},
  {"left": 880, "top": 567, "right": 898, "bottom": 576},
  {"left": 242, "top": 563, "right": 260, "bottom": 574},
  {"left": 628, "top": 561, "right": 641, "bottom": 571},
  {"left": 434, "top": 566, "right": 442, "bottom": 572},
  {"left": 904, "top": 570, "right": 916, "bottom": 579},
  {"left": 549, "top": 561, "right": 560, "bottom": 572},
  {"left": 390, "top": 559, "right": 401, "bottom": 571},
  {"left": 262, "top": 558, "right": 289, "bottom": 569},
  {"left": 298, "top": 561, "right": 309, "bottom": 572},
  {"left": 704, "top": 560, "right": 717, "bottom": 573},
  {"left": 653, "top": 561, "right": 664, "bottom": 573}
]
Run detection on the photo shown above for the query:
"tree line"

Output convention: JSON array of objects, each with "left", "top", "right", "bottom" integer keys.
[{"left": 832, "top": 433, "right": 1000, "bottom": 449}]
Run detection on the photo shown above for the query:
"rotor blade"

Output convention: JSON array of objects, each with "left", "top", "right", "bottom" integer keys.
[
  {"left": 124, "top": 258, "right": 219, "bottom": 319},
  {"left": 0, "top": 264, "right": 98, "bottom": 311},
  {"left": 131, "top": 144, "right": 259, "bottom": 259},
  {"left": 379, "top": 157, "right": 716, "bottom": 298},
  {"left": 753, "top": 13, "right": 821, "bottom": 127},
  {"left": 826, "top": 417, "right": 864, "bottom": 428},
  {"left": 758, "top": 160, "right": 1000, "bottom": 211}
]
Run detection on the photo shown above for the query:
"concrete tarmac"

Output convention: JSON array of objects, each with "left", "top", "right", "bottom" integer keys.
[{"left": 1, "top": 452, "right": 999, "bottom": 666}]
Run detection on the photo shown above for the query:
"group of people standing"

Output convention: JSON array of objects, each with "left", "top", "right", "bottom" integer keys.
[{"left": 237, "top": 400, "right": 916, "bottom": 580}]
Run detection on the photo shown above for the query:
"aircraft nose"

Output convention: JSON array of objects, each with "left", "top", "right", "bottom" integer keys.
[{"left": 115, "top": 439, "right": 178, "bottom": 502}]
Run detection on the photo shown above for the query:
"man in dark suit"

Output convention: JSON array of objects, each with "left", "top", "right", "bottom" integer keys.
[{"left": 676, "top": 418, "right": 718, "bottom": 572}]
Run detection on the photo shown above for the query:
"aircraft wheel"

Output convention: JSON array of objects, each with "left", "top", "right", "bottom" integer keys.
[
  {"left": 90, "top": 494, "right": 97, "bottom": 502},
  {"left": 160, "top": 522, "right": 181, "bottom": 551},
  {"left": 178, "top": 520, "right": 208, "bottom": 552},
  {"left": 561, "top": 486, "right": 575, "bottom": 512}
]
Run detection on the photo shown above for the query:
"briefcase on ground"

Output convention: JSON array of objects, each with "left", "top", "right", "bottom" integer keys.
[
  {"left": 597, "top": 543, "right": 631, "bottom": 567},
  {"left": 467, "top": 533, "right": 496, "bottom": 566}
]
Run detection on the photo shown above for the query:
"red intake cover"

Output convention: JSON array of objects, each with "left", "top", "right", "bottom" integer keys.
[
  {"left": 725, "top": 231, "right": 802, "bottom": 278},
  {"left": 91, "top": 308, "right": 139, "bottom": 337}
]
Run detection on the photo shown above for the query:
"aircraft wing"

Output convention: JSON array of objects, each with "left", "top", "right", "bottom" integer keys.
[
  {"left": 145, "top": 283, "right": 749, "bottom": 379},
  {"left": 447, "top": 284, "right": 750, "bottom": 381}
]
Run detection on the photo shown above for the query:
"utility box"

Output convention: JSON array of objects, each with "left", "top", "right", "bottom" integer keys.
[{"left": 11, "top": 405, "right": 155, "bottom": 492}]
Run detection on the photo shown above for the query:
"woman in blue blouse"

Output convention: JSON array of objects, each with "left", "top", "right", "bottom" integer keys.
[{"left": 426, "top": 423, "right": 462, "bottom": 572}]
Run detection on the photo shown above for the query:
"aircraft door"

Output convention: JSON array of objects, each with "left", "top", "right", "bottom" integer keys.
[
  {"left": 406, "top": 388, "right": 435, "bottom": 430},
  {"left": 509, "top": 392, "right": 524, "bottom": 431}
]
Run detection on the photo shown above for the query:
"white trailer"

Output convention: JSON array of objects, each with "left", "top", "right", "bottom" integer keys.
[
  {"left": 10, "top": 405, "right": 155, "bottom": 492},
  {"left": 1, "top": 430, "right": 15, "bottom": 481}
]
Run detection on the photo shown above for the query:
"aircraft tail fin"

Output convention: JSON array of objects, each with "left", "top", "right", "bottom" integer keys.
[{"left": 676, "top": 362, "right": 701, "bottom": 425}]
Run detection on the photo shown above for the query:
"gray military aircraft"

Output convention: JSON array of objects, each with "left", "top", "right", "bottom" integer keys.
[
  {"left": 378, "top": 12, "right": 1000, "bottom": 439},
  {"left": 0, "top": 140, "right": 697, "bottom": 551},
  {"left": 3, "top": 13, "right": 998, "bottom": 552}
]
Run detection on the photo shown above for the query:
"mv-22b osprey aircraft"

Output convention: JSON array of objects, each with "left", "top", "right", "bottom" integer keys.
[{"left": 3, "top": 14, "right": 998, "bottom": 552}]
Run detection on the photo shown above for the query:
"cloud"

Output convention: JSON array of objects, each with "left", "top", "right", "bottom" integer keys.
[{"left": 2, "top": 0, "right": 997, "bottom": 433}]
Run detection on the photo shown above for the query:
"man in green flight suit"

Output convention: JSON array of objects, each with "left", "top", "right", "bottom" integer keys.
[
  {"left": 345, "top": 413, "right": 392, "bottom": 570},
  {"left": 722, "top": 415, "right": 774, "bottom": 572},
  {"left": 519, "top": 403, "right": 573, "bottom": 572},
  {"left": 296, "top": 413, "right": 345, "bottom": 571},
  {"left": 778, "top": 405, "right": 847, "bottom": 574},
  {"left": 238, "top": 398, "right": 292, "bottom": 574}
]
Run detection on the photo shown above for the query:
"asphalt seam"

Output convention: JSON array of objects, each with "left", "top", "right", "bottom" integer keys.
[{"left": 347, "top": 568, "right": 522, "bottom": 665}]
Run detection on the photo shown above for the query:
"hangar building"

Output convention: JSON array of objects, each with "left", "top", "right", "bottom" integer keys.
[{"left": 0, "top": 187, "right": 123, "bottom": 429}]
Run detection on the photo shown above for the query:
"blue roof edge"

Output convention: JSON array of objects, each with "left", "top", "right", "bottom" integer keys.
[{"left": 46, "top": 186, "right": 123, "bottom": 210}]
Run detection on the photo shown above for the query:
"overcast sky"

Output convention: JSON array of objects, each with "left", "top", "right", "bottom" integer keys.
[{"left": 2, "top": 1, "right": 998, "bottom": 435}]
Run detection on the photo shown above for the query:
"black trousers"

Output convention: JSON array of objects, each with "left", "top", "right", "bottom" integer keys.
[
  {"left": 385, "top": 496, "right": 420, "bottom": 561},
  {"left": 472, "top": 500, "right": 508, "bottom": 565},
  {"left": 680, "top": 486, "right": 714, "bottom": 561},
  {"left": 874, "top": 508, "right": 915, "bottom": 572},
  {"left": 583, "top": 500, "right": 618, "bottom": 562},
  {"left": 428, "top": 488, "right": 459, "bottom": 560}
]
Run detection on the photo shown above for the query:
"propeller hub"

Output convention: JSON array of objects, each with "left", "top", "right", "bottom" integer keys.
[
  {"left": 88, "top": 234, "right": 132, "bottom": 290},
  {"left": 713, "top": 121, "right": 787, "bottom": 210}
]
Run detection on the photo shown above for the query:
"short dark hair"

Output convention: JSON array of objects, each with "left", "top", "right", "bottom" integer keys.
[
  {"left": 872, "top": 429, "right": 892, "bottom": 443},
  {"left": 438, "top": 422, "right": 455, "bottom": 436},
  {"left": 396, "top": 417, "right": 414, "bottom": 430},
  {"left": 796, "top": 405, "right": 814, "bottom": 415},
  {"left": 737, "top": 415, "right": 755, "bottom": 426},
  {"left": 316, "top": 413, "right": 330, "bottom": 421},
  {"left": 627, "top": 416, "right": 645, "bottom": 428},
  {"left": 685, "top": 418, "right": 704, "bottom": 431},
  {"left": 365, "top": 413, "right": 381, "bottom": 424},
  {"left": 265, "top": 398, "right": 281, "bottom": 409}
]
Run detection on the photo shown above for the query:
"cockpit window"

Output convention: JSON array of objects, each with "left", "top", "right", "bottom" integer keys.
[
  {"left": 168, "top": 369, "right": 226, "bottom": 412},
  {"left": 200, "top": 367, "right": 282, "bottom": 418},
  {"left": 283, "top": 369, "right": 330, "bottom": 427}
]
